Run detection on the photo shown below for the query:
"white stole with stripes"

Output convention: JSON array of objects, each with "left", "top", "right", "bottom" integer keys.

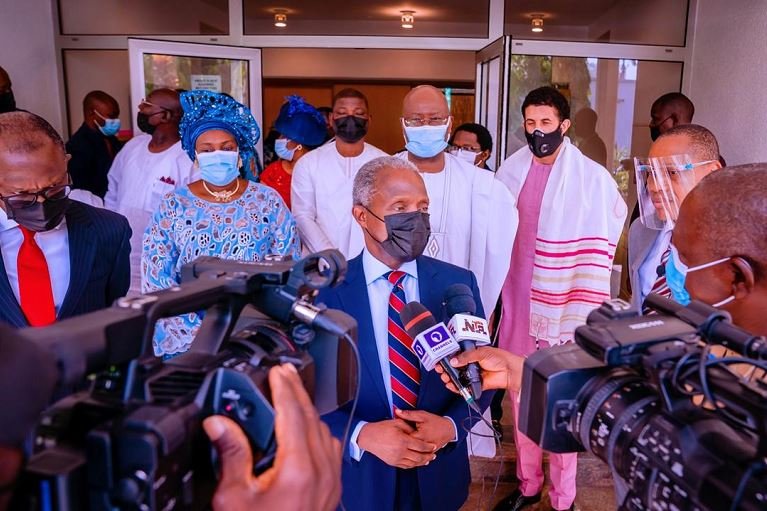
[{"left": 497, "top": 138, "right": 627, "bottom": 346}]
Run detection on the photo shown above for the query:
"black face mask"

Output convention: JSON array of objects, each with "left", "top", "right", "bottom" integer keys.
[
  {"left": 136, "top": 112, "right": 157, "bottom": 135},
  {"left": 334, "top": 116, "right": 368, "bottom": 143},
  {"left": 365, "top": 209, "right": 431, "bottom": 262},
  {"left": 5, "top": 198, "right": 71, "bottom": 232},
  {"left": 525, "top": 125, "right": 564, "bottom": 158},
  {"left": 0, "top": 91, "right": 16, "bottom": 114},
  {"left": 649, "top": 125, "right": 661, "bottom": 141}
]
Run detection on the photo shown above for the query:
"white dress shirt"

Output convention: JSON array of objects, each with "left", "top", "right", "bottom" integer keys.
[
  {"left": 348, "top": 249, "right": 456, "bottom": 461},
  {"left": 638, "top": 226, "right": 673, "bottom": 303},
  {"left": 104, "top": 135, "right": 196, "bottom": 296},
  {"left": 291, "top": 141, "right": 388, "bottom": 258},
  {"left": 0, "top": 209, "right": 70, "bottom": 313}
]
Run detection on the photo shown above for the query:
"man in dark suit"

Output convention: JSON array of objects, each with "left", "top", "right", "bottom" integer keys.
[
  {"left": 66, "top": 90, "right": 123, "bottom": 198},
  {"left": 0, "top": 111, "right": 130, "bottom": 327},
  {"left": 319, "top": 155, "right": 489, "bottom": 511}
]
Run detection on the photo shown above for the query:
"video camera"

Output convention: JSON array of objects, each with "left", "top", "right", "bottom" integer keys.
[
  {"left": 519, "top": 294, "right": 767, "bottom": 511},
  {"left": 12, "top": 250, "right": 358, "bottom": 511}
]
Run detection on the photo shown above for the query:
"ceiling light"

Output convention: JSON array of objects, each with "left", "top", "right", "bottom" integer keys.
[
  {"left": 274, "top": 12, "right": 287, "bottom": 28},
  {"left": 531, "top": 15, "right": 544, "bottom": 33},
  {"left": 401, "top": 11, "right": 415, "bottom": 29}
]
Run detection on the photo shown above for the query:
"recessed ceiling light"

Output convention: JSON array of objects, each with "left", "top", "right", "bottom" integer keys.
[
  {"left": 401, "top": 11, "right": 415, "bottom": 29},
  {"left": 274, "top": 12, "right": 287, "bottom": 28},
  {"left": 531, "top": 15, "right": 544, "bottom": 33}
]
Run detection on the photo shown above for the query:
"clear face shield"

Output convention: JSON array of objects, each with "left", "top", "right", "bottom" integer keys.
[{"left": 633, "top": 154, "right": 714, "bottom": 230}]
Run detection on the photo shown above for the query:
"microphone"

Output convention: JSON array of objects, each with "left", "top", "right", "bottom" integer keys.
[
  {"left": 400, "top": 302, "right": 477, "bottom": 406},
  {"left": 444, "top": 284, "right": 489, "bottom": 399}
]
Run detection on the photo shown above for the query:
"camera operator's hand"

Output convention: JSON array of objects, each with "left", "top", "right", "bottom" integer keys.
[
  {"left": 203, "top": 364, "right": 342, "bottom": 511},
  {"left": 436, "top": 346, "right": 524, "bottom": 393},
  {"left": 357, "top": 418, "right": 437, "bottom": 469}
]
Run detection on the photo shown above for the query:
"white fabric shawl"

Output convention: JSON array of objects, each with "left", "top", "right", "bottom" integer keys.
[{"left": 496, "top": 138, "right": 627, "bottom": 346}]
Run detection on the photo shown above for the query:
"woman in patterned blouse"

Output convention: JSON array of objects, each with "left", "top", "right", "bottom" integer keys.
[{"left": 142, "top": 91, "right": 300, "bottom": 357}]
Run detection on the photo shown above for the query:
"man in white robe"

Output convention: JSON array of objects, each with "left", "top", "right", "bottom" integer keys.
[
  {"left": 105, "top": 89, "right": 196, "bottom": 296},
  {"left": 396, "top": 85, "right": 517, "bottom": 314},
  {"left": 291, "top": 88, "right": 387, "bottom": 258}
]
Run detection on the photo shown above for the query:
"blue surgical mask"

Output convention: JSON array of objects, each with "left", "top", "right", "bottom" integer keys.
[
  {"left": 94, "top": 110, "right": 121, "bottom": 137},
  {"left": 196, "top": 150, "right": 240, "bottom": 186},
  {"left": 665, "top": 245, "right": 734, "bottom": 307},
  {"left": 404, "top": 123, "right": 449, "bottom": 158},
  {"left": 275, "top": 138, "right": 297, "bottom": 161}
]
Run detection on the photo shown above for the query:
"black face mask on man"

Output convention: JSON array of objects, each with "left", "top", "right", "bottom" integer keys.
[
  {"left": 364, "top": 209, "right": 431, "bottom": 262},
  {"left": 136, "top": 112, "right": 157, "bottom": 135},
  {"left": 525, "top": 124, "right": 564, "bottom": 158},
  {"left": 5, "top": 198, "right": 71, "bottom": 232},
  {"left": 0, "top": 91, "right": 16, "bottom": 114},
  {"left": 334, "top": 116, "right": 368, "bottom": 143}
]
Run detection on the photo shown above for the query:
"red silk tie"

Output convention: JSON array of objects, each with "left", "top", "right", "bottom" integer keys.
[
  {"left": 17, "top": 226, "right": 56, "bottom": 326},
  {"left": 650, "top": 247, "right": 672, "bottom": 298}
]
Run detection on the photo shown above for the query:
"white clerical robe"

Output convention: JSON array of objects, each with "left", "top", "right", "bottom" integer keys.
[
  {"left": 396, "top": 152, "right": 518, "bottom": 313},
  {"left": 104, "top": 135, "right": 197, "bottom": 296},
  {"left": 291, "top": 141, "right": 388, "bottom": 258}
]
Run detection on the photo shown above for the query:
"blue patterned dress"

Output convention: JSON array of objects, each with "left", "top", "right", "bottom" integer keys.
[{"left": 142, "top": 182, "right": 301, "bottom": 356}]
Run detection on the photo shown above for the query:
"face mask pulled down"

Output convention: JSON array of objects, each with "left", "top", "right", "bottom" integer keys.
[
  {"left": 5, "top": 198, "right": 71, "bottom": 232},
  {"left": 365, "top": 209, "right": 431, "bottom": 262},
  {"left": 525, "top": 125, "right": 564, "bottom": 159}
]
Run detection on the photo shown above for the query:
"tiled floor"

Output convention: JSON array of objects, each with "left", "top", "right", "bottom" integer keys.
[{"left": 461, "top": 409, "right": 616, "bottom": 511}]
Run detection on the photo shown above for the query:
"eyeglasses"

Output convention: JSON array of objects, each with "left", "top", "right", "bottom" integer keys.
[
  {"left": 1, "top": 176, "right": 72, "bottom": 208},
  {"left": 449, "top": 144, "right": 481, "bottom": 153},
  {"left": 139, "top": 99, "right": 171, "bottom": 112},
  {"left": 402, "top": 116, "right": 450, "bottom": 128}
]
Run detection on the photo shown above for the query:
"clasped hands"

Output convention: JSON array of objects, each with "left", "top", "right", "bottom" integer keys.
[{"left": 357, "top": 409, "right": 456, "bottom": 469}]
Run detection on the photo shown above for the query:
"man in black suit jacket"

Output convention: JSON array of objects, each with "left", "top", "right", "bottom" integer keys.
[
  {"left": 66, "top": 90, "right": 123, "bottom": 198},
  {"left": 0, "top": 111, "right": 130, "bottom": 327}
]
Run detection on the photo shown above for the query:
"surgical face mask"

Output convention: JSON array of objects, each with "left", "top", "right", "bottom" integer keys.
[
  {"left": 664, "top": 245, "right": 734, "bottom": 307},
  {"left": 94, "top": 110, "right": 121, "bottom": 137},
  {"left": 275, "top": 138, "right": 297, "bottom": 161},
  {"left": 404, "top": 123, "right": 449, "bottom": 158},
  {"left": 196, "top": 150, "right": 240, "bottom": 186},
  {"left": 0, "top": 90, "right": 16, "bottom": 114},
  {"left": 450, "top": 147, "right": 479, "bottom": 165},
  {"left": 524, "top": 125, "right": 564, "bottom": 158},
  {"left": 334, "top": 116, "right": 368, "bottom": 143},
  {"left": 136, "top": 112, "right": 156, "bottom": 135},
  {"left": 5, "top": 198, "right": 71, "bottom": 232},
  {"left": 365, "top": 208, "right": 431, "bottom": 262}
]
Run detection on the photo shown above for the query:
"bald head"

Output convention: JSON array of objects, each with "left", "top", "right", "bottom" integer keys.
[
  {"left": 147, "top": 88, "right": 181, "bottom": 114},
  {"left": 402, "top": 85, "right": 448, "bottom": 118},
  {"left": 0, "top": 111, "right": 64, "bottom": 154}
]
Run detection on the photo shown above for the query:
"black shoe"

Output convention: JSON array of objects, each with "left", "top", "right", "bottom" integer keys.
[{"left": 492, "top": 488, "right": 542, "bottom": 511}]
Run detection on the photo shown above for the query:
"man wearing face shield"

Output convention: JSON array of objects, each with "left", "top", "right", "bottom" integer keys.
[
  {"left": 317, "top": 155, "right": 489, "bottom": 511},
  {"left": 494, "top": 87, "right": 626, "bottom": 511},
  {"left": 104, "top": 88, "right": 197, "bottom": 296},
  {"left": 396, "top": 85, "right": 517, "bottom": 315},
  {"left": 0, "top": 111, "right": 130, "bottom": 327},
  {"left": 629, "top": 124, "right": 722, "bottom": 311},
  {"left": 291, "top": 88, "right": 387, "bottom": 258}
]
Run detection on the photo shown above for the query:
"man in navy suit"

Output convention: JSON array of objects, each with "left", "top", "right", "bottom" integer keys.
[
  {"left": 319, "top": 155, "right": 489, "bottom": 511},
  {"left": 0, "top": 111, "right": 130, "bottom": 327}
]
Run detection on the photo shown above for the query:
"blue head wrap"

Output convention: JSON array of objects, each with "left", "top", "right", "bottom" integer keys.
[
  {"left": 179, "top": 91, "right": 262, "bottom": 178},
  {"left": 274, "top": 95, "right": 327, "bottom": 147}
]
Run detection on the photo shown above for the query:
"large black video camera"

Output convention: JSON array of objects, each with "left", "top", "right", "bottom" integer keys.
[
  {"left": 13, "top": 250, "right": 358, "bottom": 510},
  {"left": 519, "top": 294, "right": 767, "bottom": 511}
]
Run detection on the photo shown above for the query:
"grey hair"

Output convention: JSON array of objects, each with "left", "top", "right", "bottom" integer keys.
[{"left": 352, "top": 156, "right": 420, "bottom": 207}]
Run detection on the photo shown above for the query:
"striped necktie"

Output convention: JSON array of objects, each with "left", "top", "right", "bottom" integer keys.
[
  {"left": 385, "top": 270, "right": 421, "bottom": 412},
  {"left": 650, "top": 246, "right": 673, "bottom": 298}
]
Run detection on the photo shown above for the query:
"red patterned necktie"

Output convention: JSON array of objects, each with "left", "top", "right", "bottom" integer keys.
[
  {"left": 650, "top": 246, "right": 673, "bottom": 298},
  {"left": 17, "top": 226, "right": 56, "bottom": 326},
  {"left": 385, "top": 270, "right": 421, "bottom": 412}
]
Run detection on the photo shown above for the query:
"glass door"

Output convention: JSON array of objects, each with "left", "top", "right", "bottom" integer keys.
[
  {"left": 128, "top": 39, "right": 263, "bottom": 156},
  {"left": 474, "top": 36, "right": 511, "bottom": 171}
]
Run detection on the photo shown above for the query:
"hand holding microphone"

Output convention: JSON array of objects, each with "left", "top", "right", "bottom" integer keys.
[
  {"left": 435, "top": 347, "right": 525, "bottom": 394},
  {"left": 444, "top": 284, "right": 491, "bottom": 399}
]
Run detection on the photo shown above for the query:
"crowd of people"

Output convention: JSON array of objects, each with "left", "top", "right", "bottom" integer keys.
[{"left": 0, "top": 60, "right": 764, "bottom": 511}]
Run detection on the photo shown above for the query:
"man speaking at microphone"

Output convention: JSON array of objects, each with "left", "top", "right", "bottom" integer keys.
[{"left": 318, "top": 155, "right": 490, "bottom": 511}]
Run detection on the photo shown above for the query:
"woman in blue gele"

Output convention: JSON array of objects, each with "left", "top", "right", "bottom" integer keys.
[{"left": 142, "top": 90, "right": 300, "bottom": 357}]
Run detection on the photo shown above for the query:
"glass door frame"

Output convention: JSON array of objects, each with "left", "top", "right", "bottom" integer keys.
[{"left": 128, "top": 38, "right": 263, "bottom": 155}]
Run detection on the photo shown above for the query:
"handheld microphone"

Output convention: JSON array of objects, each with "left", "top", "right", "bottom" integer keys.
[
  {"left": 400, "top": 302, "right": 477, "bottom": 406},
  {"left": 444, "top": 284, "right": 489, "bottom": 399}
]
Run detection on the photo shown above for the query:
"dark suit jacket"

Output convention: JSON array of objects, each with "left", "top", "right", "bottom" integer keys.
[
  {"left": 319, "top": 254, "right": 489, "bottom": 511},
  {"left": 66, "top": 123, "right": 123, "bottom": 198},
  {"left": 0, "top": 201, "right": 131, "bottom": 327}
]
